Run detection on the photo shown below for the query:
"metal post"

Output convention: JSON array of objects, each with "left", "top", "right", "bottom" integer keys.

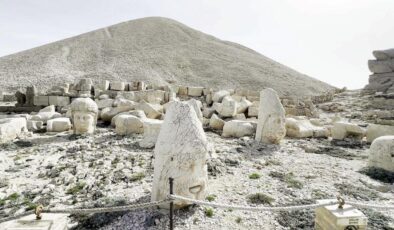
[{"left": 169, "top": 177, "right": 174, "bottom": 230}]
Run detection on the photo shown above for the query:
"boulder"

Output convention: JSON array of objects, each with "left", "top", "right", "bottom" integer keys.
[
  {"left": 209, "top": 114, "right": 225, "bottom": 130},
  {"left": 247, "top": 101, "right": 259, "bottom": 117},
  {"left": 115, "top": 114, "right": 144, "bottom": 135},
  {"left": 222, "top": 120, "right": 256, "bottom": 138},
  {"left": 285, "top": 117, "right": 329, "bottom": 138},
  {"left": 152, "top": 101, "right": 208, "bottom": 209},
  {"left": 139, "top": 119, "right": 163, "bottom": 148},
  {"left": 0, "top": 118, "right": 27, "bottom": 143},
  {"left": 255, "top": 88, "right": 286, "bottom": 144},
  {"left": 368, "top": 136, "right": 394, "bottom": 172},
  {"left": 373, "top": 49, "right": 394, "bottom": 60},
  {"left": 27, "top": 120, "right": 44, "bottom": 132},
  {"left": 331, "top": 122, "right": 365, "bottom": 140},
  {"left": 188, "top": 87, "right": 204, "bottom": 97},
  {"left": 47, "top": 118, "right": 72, "bottom": 132},
  {"left": 368, "top": 59, "right": 394, "bottom": 74},
  {"left": 215, "top": 96, "right": 237, "bottom": 118},
  {"left": 136, "top": 101, "right": 163, "bottom": 119},
  {"left": 96, "top": 99, "right": 114, "bottom": 109},
  {"left": 100, "top": 100, "right": 136, "bottom": 122},
  {"left": 366, "top": 124, "right": 394, "bottom": 143},
  {"left": 364, "top": 73, "right": 394, "bottom": 93},
  {"left": 111, "top": 110, "right": 146, "bottom": 127},
  {"left": 233, "top": 113, "right": 246, "bottom": 120},
  {"left": 202, "top": 106, "right": 215, "bottom": 119},
  {"left": 236, "top": 97, "right": 252, "bottom": 114},
  {"left": 30, "top": 106, "right": 61, "bottom": 123},
  {"left": 212, "top": 90, "right": 230, "bottom": 103}
]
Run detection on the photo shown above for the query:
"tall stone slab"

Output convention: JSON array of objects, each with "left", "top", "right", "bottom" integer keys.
[
  {"left": 151, "top": 101, "right": 208, "bottom": 209},
  {"left": 255, "top": 88, "right": 286, "bottom": 144}
]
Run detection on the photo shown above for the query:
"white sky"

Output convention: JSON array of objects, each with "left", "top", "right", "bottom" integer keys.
[{"left": 1, "top": 0, "right": 393, "bottom": 89}]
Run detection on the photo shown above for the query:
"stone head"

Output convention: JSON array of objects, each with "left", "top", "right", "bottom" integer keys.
[{"left": 70, "top": 98, "right": 98, "bottom": 134}]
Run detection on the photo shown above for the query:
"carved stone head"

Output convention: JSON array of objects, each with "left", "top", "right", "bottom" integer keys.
[{"left": 70, "top": 98, "right": 98, "bottom": 134}]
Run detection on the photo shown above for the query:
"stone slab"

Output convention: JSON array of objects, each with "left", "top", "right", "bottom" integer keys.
[{"left": 34, "top": 96, "right": 49, "bottom": 106}]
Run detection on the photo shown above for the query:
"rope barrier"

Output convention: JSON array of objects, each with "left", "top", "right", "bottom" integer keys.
[
  {"left": 0, "top": 199, "right": 171, "bottom": 223},
  {"left": 168, "top": 194, "right": 394, "bottom": 212}
]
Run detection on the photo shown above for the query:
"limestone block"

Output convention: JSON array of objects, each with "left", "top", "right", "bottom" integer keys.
[
  {"left": 33, "top": 96, "right": 49, "bottom": 106},
  {"left": 315, "top": 200, "right": 367, "bottom": 230},
  {"left": 233, "top": 113, "right": 246, "bottom": 120},
  {"left": 209, "top": 114, "right": 225, "bottom": 130},
  {"left": 115, "top": 114, "right": 144, "bottom": 135},
  {"left": 205, "top": 93, "right": 213, "bottom": 105},
  {"left": 95, "top": 80, "right": 110, "bottom": 91},
  {"left": 0, "top": 118, "right": 27, "bottom": 143},
  {"left": 1, "top": 213, "right": 69, "bottom": 230},
  {"left": 47, "top": 117, "right": 72, "bottom": 132},
  {"left": 202, "top": 106, "right": 216, "bottom": 119},
  {"left": 95, "top": 99, "right": 114, "bottom": 109},
  {"left": 368, "top": 135, "right": 394, "bottom": 172},
  {"left": 188, "top": 87, "right": 204, "bottom": 97},
  {"left": 285, "top": 117, "right": 329, "bottom": 138},
  {"left": 40, "top": 105, "right": 55, "bottom": 113},
  {"left": 222, "top": 120, "right": 256, "bottom": 138},
  {"left": 152, "top": 101, "right": 208, "bottom": 209},
  {"left": 136, "top": 101, "right": 163, "bottom": 119},
  {"left": 366, "top": 124, "right": 394, "bottom": 142},
  {"left": 215, "top": 96, "right": 237, "bottom": 118},
  {"left": 101, "top": 106, "right": 134, "bottom": 122},
  {"left": 111, "top": 110, "right": 146, "bottom": 127},
  {"left": 30, "top": 109, "right": 61, "bottom": 123},
  {"left": 212, "top": 90, "right": 230, "bottom": 103},
  {"left": 247, "top": 101, "right": 259, "bottom": 117},
  {"left": 255, "top": 88, "right": 286, "bottom": 144},
  {"left": 27, "top": 120, "right": 44, "bottom": 132},
  {"left": 49, "top": 96, "right": 70, "bottom": 107},
  {"left": 139, "top": 119, "right": 163, "bottom": 148},
  {"left": 178, "top": 86, "right": 188, "bottom": 96},
  {"left": 373, "top": 48, "right": 394, "bottom": 60},
  {"left": 110, "top": 81, "right": 126, "bottom": 91},
  {"left": 368, "top": 59, "right": 394, "bottom": 73},
  {"left": 331, "top": 122, "right": 365, "bottom": 140},
  {"left": 236, "top": 97, "right": 252, "bottom": 114}
]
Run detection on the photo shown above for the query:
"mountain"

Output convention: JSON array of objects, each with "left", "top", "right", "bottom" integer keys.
[{"left": 0, "top": 17, "right": 335, "bottom": 97}]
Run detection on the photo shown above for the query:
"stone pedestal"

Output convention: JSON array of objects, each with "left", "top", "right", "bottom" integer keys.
[
  {"left": 315, "top": 200, "right": 367, "bottom": 230},
  {"left": 1, "top": 213, "right": 68, "bottom": 230}
]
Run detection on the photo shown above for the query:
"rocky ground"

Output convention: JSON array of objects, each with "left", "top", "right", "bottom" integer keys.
[{"left": 1, "top": 90, "right": 393, "bottom": 230}]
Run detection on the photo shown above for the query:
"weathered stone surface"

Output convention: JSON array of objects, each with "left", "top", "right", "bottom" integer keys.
[
  {"left": 368, "top": 136, "right": 394, "bottom": 172},
  {"left": 95, "top": 98, "right": 114, "bottom": 109},
  {"left": 188, "top": 87, "right": 204, "bottom": 97},
  {"left": 15, "top": 90, "right": 26, "bottom": 106},
  {"left": 285, "top": 117, "right": 329, "bottom": 138},
  {"left": 366, "top": 124, "right": 394, "bottom": 143},
  {"left": 33, "top": 96, "right": 49, "bottom": 106},
  {"left": 222, "top": 120, "right": 256, "bottom": 138},
  {"left": 25, "top": 86, "right": 36, "bottom": 106},
  {"left": 49, "top": 96, "right": 71, "bottom": 107},
  {"left": 136, "top": 101, "right": 162, "bottom": 119},
  {"left": 368, "top": 59, "right": 394, "bottom": 73},
  {"left": 30, "top": 106, "right": 61, "bottom": 123},
  {"left": 373, "top": 48, "right": 394, "bottom": 60},
  {"left": 364, "top": 73, "right": 394, "bottom": 93},
  {"left": 152, "top": 101, "right": 208, "bottom": 209},
  {"left": 215, "top": 96, "right": 237, "bottom": 118},
  {"left": 70, "top": 98, "right": 98, "bottom": 134},
  {"left": 110, "top": 81, "right": 126, "bottom": 91},
  {"left": 209, "top": 114, "right": 225, "bottom": 130},
  {"left": 27, "top": 120, "right": 44, "bottom": 132},
  {"left": 247, "top": 101, "right": 259, "bottom": 117},
  {"left": 111, "top": 110, "right": 146, "bottom": 127},
  {"left": 95, "top": 80, "right": 110, "bottom": 91},
  {"left": 47, "top": 117, "right": 72, "bottom": 132},
  {"left": 139, "top": 119, "right": 163, "bottom": 148},
  {"left": 236, "top": 97, "right": 252, "bottom": 114},
  {"left": 202, "top": 106, "right": 215, "bottom": 119},
  {"left": 212, "top": 90, "right": 230, "bottom": 103},
  {"left": 178, "top": 86, "right": 188, "bottom": 96},
  {"left": 187, "top": 99, "right": 203, "bottom": 122},
  {"left": 233, "top": 113, "right": 246, "bottom": 120},
  {"left": 331, "top": 122, "right": 365, "bottom": 140},
  {"left": 115, "top": 114, "right": 144, "bottom": 135},
  {"left": 0, "top": 117, "right": 27, "bottom": 143},
  {"left": 255, "top": 88, "right": 286, "bottom": 144}
]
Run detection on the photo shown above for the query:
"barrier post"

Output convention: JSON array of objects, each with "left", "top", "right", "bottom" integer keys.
[{"left": 169, "top": 177, "right": 174, "bottom": 230}]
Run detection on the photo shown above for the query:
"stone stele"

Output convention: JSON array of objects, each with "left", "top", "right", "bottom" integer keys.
[
  {"left": 70, "top": 98, "right": 98, "bottom": 134},
  {"left": 151, "top": 101, "right": 208, "bottom": 209}
]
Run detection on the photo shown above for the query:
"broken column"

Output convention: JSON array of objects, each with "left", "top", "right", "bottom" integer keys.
[
  {"left": 255, "top": 88, "right": 286, "bottom": 144},
  {"left": 151, "top": 101, "right": 208, "bottom": 209}
]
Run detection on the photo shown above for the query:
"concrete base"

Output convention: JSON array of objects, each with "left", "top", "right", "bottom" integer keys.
[
  {"left": 1, "top": 213, "right": 69, "bottom": 230},
  {"left": 315, "top": 200, "right": 367, "bottom": 230}
]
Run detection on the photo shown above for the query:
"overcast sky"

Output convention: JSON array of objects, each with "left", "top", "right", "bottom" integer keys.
[{"left": 1, "top": 0, "right": 393, "bottom": 89}]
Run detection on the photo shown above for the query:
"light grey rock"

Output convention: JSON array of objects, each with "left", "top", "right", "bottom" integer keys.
[{"left": 368, "top": 136, "right": 394, "bottom": 172}]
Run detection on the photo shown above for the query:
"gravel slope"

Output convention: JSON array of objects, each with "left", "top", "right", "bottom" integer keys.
[{"left": 0, "top": 17, "right": 335, "bottom": 97}]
